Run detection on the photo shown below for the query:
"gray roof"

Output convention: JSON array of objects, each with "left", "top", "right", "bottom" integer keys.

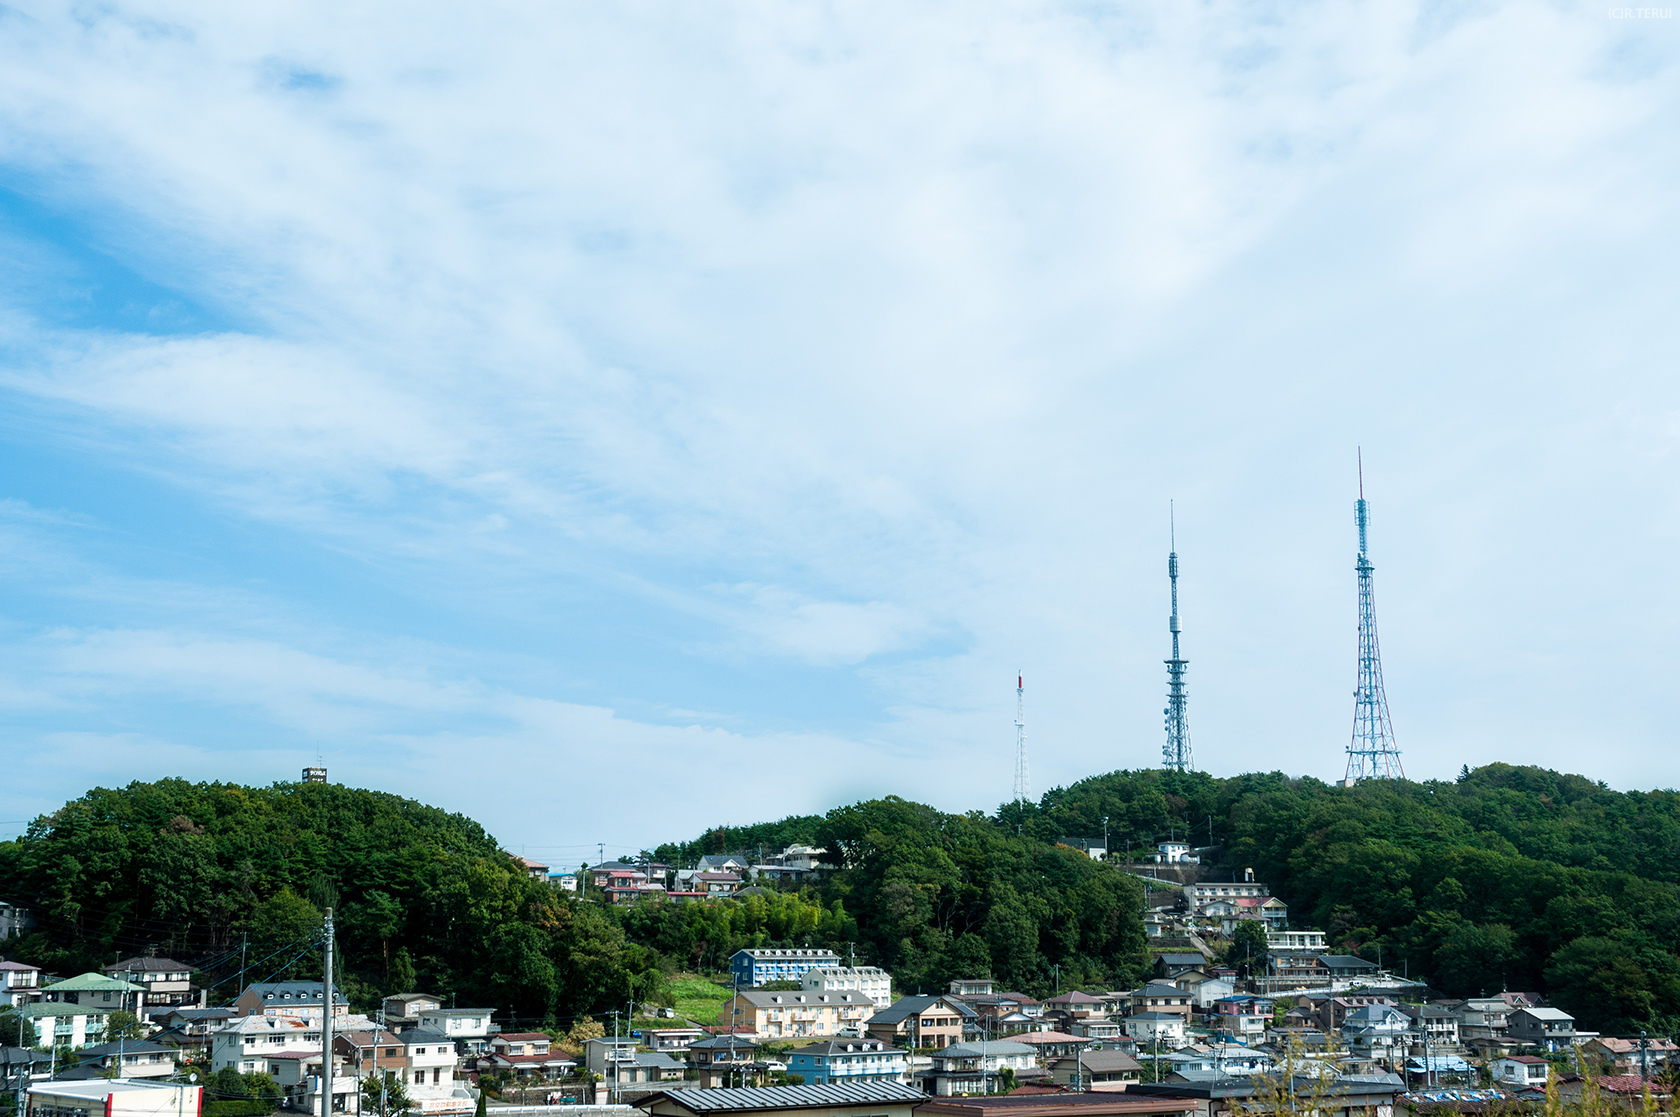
[
  {"left": 106, "top": 957, "right": 192, "bottom": 973},
  {"left": 867, "top": 995, "right": 978, "bottom": 1025},
  {"left": 0, "top": 1048, "right": 53, "bottom": 1069},
  {"left": 635, "top": 1052, "right": 688, "bottom": 1070},
  {"left": 76, "top": 1041, "right": 176, "bottom": 1061},
  {"left": 1129, "top": 1012, "right": 1184, "bottom": 1022},
  {"left": 789, "top": 1040, "right": 902, "bottom": 1056},
  {"left": 1318, "top": 955, "right": 1378, "bottom": 969},
  {"left": 686, "top": 1035, "right": 760, "bottom": 1051},
  {"left": 1157, "top": 953, "right": 1207, "bottom": 964},
  {"left": 419, "top": 1007, "right": 494, "bottom": 1016},
  {"left": 631, "top": 1081, "right": 926, "bottom": 1113},
  {"left": 1053, "top": 1051, "right": 1142, "bottom": 1073},
  {"left": 736, "top": 990, "right": 872, "bottom": 1008},
  {"left": 1135, "top": 983, "right": 1189, "bottom": 996},
  {"left": 396, "top": 1028, "right": 452, "bottom": 1044},
  {"left": 1515, "top": 1007, "right": 1575, "bottom": 1021},
  {"left": 932, "top": 1041, "right": 1035, "bottom": 1058},
  {"left": 245, "top": 981, "right": 344, "bottom": 1001}
]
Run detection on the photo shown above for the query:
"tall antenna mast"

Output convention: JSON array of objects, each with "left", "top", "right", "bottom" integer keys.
[
  {"left": 1346, "top": 450, "right": 1404, "bottom": 781},
  {"left": 1163, "top": 502, "right": 1192, "bottom": 772},
  {"left": 1013, "top": 672, "right": 1031, "bottom": 807}
]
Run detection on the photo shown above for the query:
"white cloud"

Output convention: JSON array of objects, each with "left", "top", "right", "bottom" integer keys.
[{"left": 0, "top": 0, "right": 1675, "bottom": 845}]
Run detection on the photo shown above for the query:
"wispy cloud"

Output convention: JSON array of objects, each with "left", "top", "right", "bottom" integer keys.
[{"left": 0, "top": 1, "right": 1675, "bottom": 844}]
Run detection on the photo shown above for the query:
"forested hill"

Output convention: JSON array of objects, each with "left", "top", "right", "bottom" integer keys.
[
  {"left": 1008, "top": 764, "right": 1680, "bottom": 1033},
  {"left": 4, "top": 765, "right": 1680, "bottom": 1036},
  {"left": 0, "top": 779, "right": 1149, "bottom": 1029}
]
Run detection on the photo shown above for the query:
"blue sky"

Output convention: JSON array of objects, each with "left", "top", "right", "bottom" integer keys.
[{"left": 0, "top": 1, "right": 1677, "bottom": 861}]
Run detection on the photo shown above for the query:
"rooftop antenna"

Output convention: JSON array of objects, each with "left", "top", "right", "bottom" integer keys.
[
  {"left": 1163, "top": 502, "right": 1192, "bottom": 772},
  {"left": 1012, "top": 672, "right": 1031, "bottom": 813},
  {"left": 1345, "top": 449, "right": 1404, "bottom": 781}
]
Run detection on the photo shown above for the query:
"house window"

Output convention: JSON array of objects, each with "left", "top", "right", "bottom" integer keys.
[{"left": 414, "top": 1072, "right": 424, "bottom": 1085}]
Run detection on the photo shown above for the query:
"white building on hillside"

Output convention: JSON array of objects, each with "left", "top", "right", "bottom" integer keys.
[{"left": 802, "top": 967, "right": 893, "bottom": 1010}]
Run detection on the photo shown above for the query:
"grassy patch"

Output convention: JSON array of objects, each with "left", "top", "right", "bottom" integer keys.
[{"left": 670, "top": 973, "right": 733, "bottom": 1025}]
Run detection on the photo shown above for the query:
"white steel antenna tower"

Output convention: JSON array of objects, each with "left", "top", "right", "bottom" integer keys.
[
  {"left": 1013, "top": 672, "right": 1031, "bottom": 805},
  {"left": 1163, "top": 503, "right": 1192, "bottom": 772},
  {"left": 1345, "top": 451, "right": 1404, "bottom": 781}
]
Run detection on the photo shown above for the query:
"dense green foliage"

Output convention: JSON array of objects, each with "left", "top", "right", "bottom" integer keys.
[
  {"left": 5, "top": 763, "right": 1676, "bottom": 1036},
  {"left": 1023, "top": 764, "right": 1680, "bottom": 1034}
]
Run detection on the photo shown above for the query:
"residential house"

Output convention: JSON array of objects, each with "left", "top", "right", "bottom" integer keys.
[
  {"left": 865, "top": 995, "right": 976, "bottom": 1051},
  {"left": 915, "top": 1040, "right": 1043, "bottom": 1096},
  {"left": 683, "top": 1034, "right": 759, "bottom": 1088},
  {"left": 644, "top": 1028, "right": 706, "bottom": 1052},
  {"left": 1509, "top": 1008, "right": 1581, "bottom": 1052},
  {"left": 73, "top": 1040, "right": 177, "bottom": 1079},
  {"left": 18, "top": 1003, "right": 108, "bottom": 1050},
  {"left": 605, "top": 1051, "right": 688, "bottom": 1094},
  {"left": 1584, "top": 1036, "right": 1680, "bottom": 1072},
  {"left": 1210, "top": 997, "right": 1272, "bottom": 1044},
  {"left": 381, "top": 993, "right": 442, "bottom": 1026},
  {"left": 415, "top": 1007, "right": 496, "bottom": 1057},
  {"left": 1154, "top": 843, "right": 1199, "bottom": 864},
  {"left": 1452, "top": 997, "right": 1512, "bottom": 1043},
  {"left": 396, "top": 1027, "right": 463, "bottom": 1095},
  {"left": 725, "top": 990, "right": 874, "bottom": 1040},
  {"left": 1318, "top": 955, "right": 1380, "bottom": 981},
  {"left": 1340, "top": 1005, "right": 1413, "bottom": 1067},
  {"left": 1011, "top": 1031, "right": 1097, "bottom": 1062},
  {"left": 482, "top": 1032, "right": 576, "bottom": 1081},
  {"left": 1270, "top": 956, "right": 1329, "bottom": 985},
  {"left": 1, "top": 962, "right": 41, "bottom": 1008},
  {"left": 103, "top": 958, "right": 200, "bottom": 1016},
  {"left": 1403, "top": 1004, "right": 1462, "bottom": 1049},
  {"left": 786, "top": 1038, "right": 907, "bottom": 1085},
  {"left": 1051, "top": 1050, "right": 1144, "bottom": 1091},
  {"left": 150, "top": 1008, "right": 235, "bottom": 1058},
  {"left": 1125, "top": 1013, "right": 1187, "bottom": 1047},
  {"left": 695, "top": 855, "right": 752, "bottom": 874},
  {"left": 334, "top": 1027, "right": 411, "bottom": 1085},
  {"left": 1174, "top": 971, "right": 1236, "bottom": 1009},
  {"left": 1044, "top": 991, "right": 1110, "bottom": 1025},
  {"left": 505, "top": 854, "right": 549, "bottom": 880},
  {"left": 0, "top": 1047, "right": 52, "bottom": 1085},
  {"left": 549, "top": 872, "right": 579, "bottom": 893},
  {"left": 1314, "top": 996, "right": 1395, "bottom": 1032},
  {"left": 41, "top": 973, "right": 145, "bottom": 1015},
  {"left": 211, "top": 1014, "right": 320, "bottom": 1073},
  {"left": 1266, "top": 931, "right": 1329, "bottom": 953},
  {"left": 632, "top": 1082, "right": 925, "bottom": 1117},
  {"left": 1155, "top": 954, "right": 1208, "bottom": 979},
  {"left": 1129, "top": 984, "right": 1194, "bottom": 1022},
  {"left": 728, "top": 948, "right": 843, "bottom": 988},
  {"left": 1492, "top": 1055, "right": 1553, "bottom": 1088},
  {"left": 801, "top": 967, "right": 893, "bottom": 1010},
  {"left": 948, "top": 979, "right": 995, "bottom": 997},
  {"left": 233, "top": 981, "right": 347, "bottom": 1022}
]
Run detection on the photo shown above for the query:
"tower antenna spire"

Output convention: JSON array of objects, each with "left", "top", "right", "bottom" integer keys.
[
  {"left": 1012, "top": 672, "right": 1030, "bottom": 807},
  {"left": 1163, "top": 502, "right": 1192, "bottom": 772},
  {"left": 1346, "top": 454, "right": 1403, "bottom": 782}
]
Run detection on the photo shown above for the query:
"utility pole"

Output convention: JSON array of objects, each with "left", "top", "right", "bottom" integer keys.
[
  {"left": 322, "top": 908, "right": 335, "bottom": 1117},
  {"left": 240, "top": 932, "right": 249, "bottom": 995}
]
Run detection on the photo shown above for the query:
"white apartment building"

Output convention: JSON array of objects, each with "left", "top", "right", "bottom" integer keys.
[{"left": 801, "top": 967, "right": 893, "bottom": 1010}]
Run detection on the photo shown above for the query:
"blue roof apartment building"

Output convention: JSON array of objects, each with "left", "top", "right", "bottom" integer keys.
[
  {"left": 787, "top": 1039, "right": 906, "bottom": 1086},
  {"left": 728, "top": 949, "right": 842, "bottom": 988}
]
